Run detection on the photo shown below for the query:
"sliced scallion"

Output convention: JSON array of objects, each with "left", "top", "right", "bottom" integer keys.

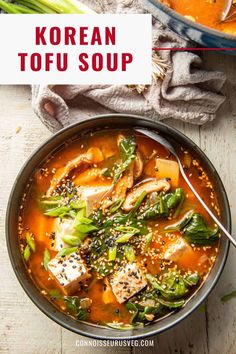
[
  {"left": 124, "top": 245, "right": 136, "bottom": 262},
  {"left": 57, "top": 246, "right": 77, "bottom": 257},
  {"left": 108, "top": 246, "right": 117, "bottom": 261},
  {"left": 144, "top": 233, "right": 153, "bottom": 253},
  {"left": 61, "top": 235, "right": 81, "bottom": 246},
  {"left": 43, "top": 248, "right": 51, "bottom": 271},
  {"left": 23, "top": 244, "right": 31, "bottom": 261},
  {"left": 26, "top": 232, "right": 36, "bottom": 252}
]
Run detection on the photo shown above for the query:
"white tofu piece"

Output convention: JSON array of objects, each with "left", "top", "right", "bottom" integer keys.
[
  {"left": 48, "top": 252, "right": 91, "bottom": 295},
  {"left": 52, "top": 186, "right": 110, "bottom": 251},
  {"left": 109, "top": 263, "right": 147, "bottom": 303},
  {"left": 155, "top": 158, "right": 179, "bottom": 188},
  {"left": 78, "top": 186, "right": 111, "bottom": 216},
  {"left": 53, "top": 218, "right": 75, "bottom": 251},
  {"left": 164, "top": 238, "right": 192, "bottom": 262}
]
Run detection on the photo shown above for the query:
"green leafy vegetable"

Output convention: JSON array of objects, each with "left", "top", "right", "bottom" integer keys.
[
  {"left": 164, "top": 188, "right": 185, "bottom": 210},
  {"left": 43, "top": 248, "right": 51, "bottom": 271},
  {"left": 126, "top": 294, "right": 164, "bottom": 324},
  {"left": 183, "top": 214, "right": 219, "bottom": 245},
  {"left": 126, "top": 302, "right": 158, "bottom": 323},
  {"left": 137, "top": 305, "right": 162, "bottom": 322},
  {"left": 119, "top": 136, "right": 136, "bottom": 161},
  {"left": 64, "top": 296, "right": 89, "bottom": 320},
  {"left": 88, "top": 194, "right": 148, "bottom": 271},
  {"left": 113, "top": 136, "right": 136, "bottom": 184},
  {"left": 164, "top": 210, "right": 219, "bottom": 246},
  {"left": 184, "top": 273, "right": 200, "bottom": 286},
  {"left": 90, "top": 209, "right": 104, "bottom": 228},
  {"left": 146, "top": 272, "right": 188, "bottom": 300},
  {"left": 125, "top": 302, "right": 139, "bottom": 323},
  {"left": 139, "top": 189, "right": 184, "bottom": 220},
  {"left": 164, "top": 210, "right": 195, "bottom": 231}
]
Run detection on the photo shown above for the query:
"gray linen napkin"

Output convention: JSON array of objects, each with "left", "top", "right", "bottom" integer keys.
[{"left": 32, "top": 0, "right": 226, "bottom": 132}]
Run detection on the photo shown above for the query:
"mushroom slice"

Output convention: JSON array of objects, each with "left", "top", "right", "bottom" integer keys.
[
  {"left": 126, "top": 161, "right": 134, "bottom": 188},
  {"left": 133, "top": 150, "right": 144, "bottom": 179},
  {"left": 122, "top": 178, "right": 171, "bottom": 211},
  {"left": 73, "top": 168, "right": 102, "bottom": 186},
  {"left": 101, "top": 167, "right": 134, "bottom": 211},
  {"left": 46, "top": 147, "right": 104, "bottom": 196}
]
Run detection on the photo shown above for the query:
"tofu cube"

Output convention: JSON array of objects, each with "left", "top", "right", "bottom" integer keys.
[
  {"left": 155, "top": 158, "right": 179, "bottom": 188},
  {"left": 52, "top": 186, "right": 111, "bottom": 251},
  {"left": 164, "top": 238, "right": 192, "bottom": 262},
  {"left": 53, "top": 218, "right": 75, "bottom": 251},
  {"left": 48, "top": 252, "right": 91, "bottom": 295},
  {"left": 109, "top": 263, "right": 147, "bottom": 303},
  {"left": 79, "top": 186, "right": 111, "bottom": 216}
]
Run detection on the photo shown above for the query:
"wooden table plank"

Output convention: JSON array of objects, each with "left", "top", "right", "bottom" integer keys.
[
  {"left": 0, "top": 86, "right": 61, "bottom": 354},
  {"left": 199, "top": 53, "right": 236, "bottom": 354}
]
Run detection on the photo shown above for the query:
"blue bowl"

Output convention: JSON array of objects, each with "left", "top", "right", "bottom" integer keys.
[{"left": 144, "top": 0, "right": 236, "bottom": 51}]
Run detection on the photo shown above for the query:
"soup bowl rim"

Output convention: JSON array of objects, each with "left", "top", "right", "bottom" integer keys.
[{"left": 6, "top": 114, "right": 231, "bottom": 340}]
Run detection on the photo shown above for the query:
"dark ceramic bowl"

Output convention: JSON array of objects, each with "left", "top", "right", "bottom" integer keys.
[
  {"left": 6, "top": 114, "right": 231, "bottom": 340},
  {"left": 142, "top": 0, "right": 236, "bottom": 50}
]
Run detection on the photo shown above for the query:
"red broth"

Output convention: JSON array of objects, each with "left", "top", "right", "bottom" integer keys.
[
  {"left": 159, "top": 0, "right": 236, "bottom": 35},
  {"left": 18, "top": 130, "right": 220, "bottom": 327}
]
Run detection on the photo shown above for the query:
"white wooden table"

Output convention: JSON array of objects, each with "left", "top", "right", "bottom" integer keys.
[{"left": 0, "top": 52, "right": 236, "bottom": 354}]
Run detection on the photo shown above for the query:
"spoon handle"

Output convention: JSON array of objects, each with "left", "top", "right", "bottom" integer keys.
[{"left": 176, "top": 156, "right": 235, "bottom": 247}]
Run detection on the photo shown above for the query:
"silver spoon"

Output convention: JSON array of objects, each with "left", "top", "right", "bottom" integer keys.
[
  {"left": 135, "top": 128, "right": 235, "bottom": 247},
  {"left": 221, "top": 0, "right": 236, "bottom": 22}
]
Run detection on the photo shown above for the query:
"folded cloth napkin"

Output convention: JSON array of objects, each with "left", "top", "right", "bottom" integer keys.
[{"left": 32, "top": 0, "right": 226, "bottom": 132}]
